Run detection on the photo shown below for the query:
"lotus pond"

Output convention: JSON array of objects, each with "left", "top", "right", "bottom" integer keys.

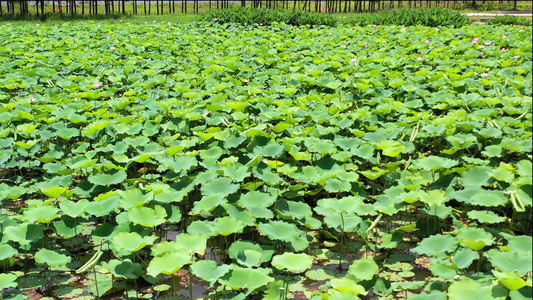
[{"left": 0, "top": 21, "right": 532, "bottom": 299}]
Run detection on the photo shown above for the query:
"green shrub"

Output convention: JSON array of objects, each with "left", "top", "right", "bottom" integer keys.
[
  {"left": 202, "top": 7, "right": 336, "bottom": 27},
  {"left": 344, "top": 7, "right": 472, "bottom": 27},
  {"left": 488, "top": 15, "right": 532, "bottom": 26}
]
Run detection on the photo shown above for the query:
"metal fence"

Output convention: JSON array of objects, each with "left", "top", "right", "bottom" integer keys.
[{"left": 0, "top": 1, "right": 523, "bottom": 15}]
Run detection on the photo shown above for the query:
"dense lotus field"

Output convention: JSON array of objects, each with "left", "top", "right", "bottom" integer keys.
[{"left": 0, "top": 20, "right": 532, "bottom": 300}]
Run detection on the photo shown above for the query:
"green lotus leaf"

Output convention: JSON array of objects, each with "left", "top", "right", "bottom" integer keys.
[
  {"left": 175, "top": 233, "right": 208, "bottom": 256},
  {"left": 507, "top": 236, "right": 532, "bottom": 255},
  {"left": 461, "top": 166, "right": 492, "bottom": 187},
  {"left": 347, "top": 257, "right": 379, "bottom": 282},
  {"left": 318, "top": 196, "right": 363, "bottom": 214},
  {"left": 23, "top": 205, "right": 61, "bottom": 223},
  {"left": 88, "top": 169, "right": 127, "bottom": 186},
  {"left": 111, "top": 232, "right": 157, "bottom": 253},
  {"left": 324, "top": 178, "right": 352, "bottom": 193},
  {"left": 147, "top": 250, "right": 192, "bottom": 277},
  {"left": 201, "top": 177, "right": 239, "bottom": 196},
  {"left": 41, "top": 186, "right": 67, "bottom": 198},
  {"left": 210, "top": 216, "right": 245, "bottom": 236},
  {"left": 412, "top": 234, "right": 458, "bottom": 260},
  {"left": 102, "top": 259, "right": 142, "bottom": 279},
  {"left": 406, "top": 290, "right": 447, "bottom": 300},
  {"left": 190, "top": 260, "right": 230, "bottom": 286},
  {"left": 451, "top": 248, "right": 479, "bottom": 269},
  {"left": 276, "top": 200, "right": 313, "bottom": 221},
  {"left": 219, "top": 266, "right": 274, "bottom": 294},
  {"left": 467, "top": 210, "right": 505, "bottom": 224},
  {"left": 0, "top": 244, "right": 18, "bottom": 260},
  {"left": 59, "top": 199, "right": 89, "bottom": 218},
  {"left": 493, "top": 270, "right": 532, "bottom": 291},
  {"left": 229, "top": 241, "right": 275, "bottom": 267},
  {"left": 486, "top": 249, "right": 532, "bottom": 275},
  {"left": 192, "top": 193, "right": 227, "bottom": 215},
  {"left": 34, "top": 248, "right": 71, "bottom": 268},
  {"left": 412, "top": 156, "right": 458, "bottom": 171},
  {"left": 119, "top": 188, "right": 153, "bottom": 210},
  {"left": 54, "top": 220, "right": 85, "bottom": 239},
  {"left": 419, "top": 190, "right": 447, "bottom": 206},
  {"left": 127, "top": 205, "right": 167, "bottom": 227},
  {"left": 4, "top": 223, "right": 44, "bottom": 245},
  {"left": 255, "top": 143, "right": 284, "bottom": 158},
  {"left": 272, "top": 253, "right": 313, "bottom": 273},
  {"left": 330, "top": 277, "right": 367, "bottom": 295},
  {"left": 376, "top": 140, "right": 406, "bottom": 157},
  {"left": 86, "top": 195, "right": 119, "bottom": 217},
  {"left": 222, "top": 164, "right": 249, "bottom": 182},
  {"left": 257, "top": 220, "right": 301, "bottom": 243},
  {"left": 447, "top": 278, "right": 493, "bottom": 300},
  {"left": 0, "top": 273, "right": 18, "bottom": 290},
  {"left": 237, "top": 191, "right": 276, "bottom": 217}
]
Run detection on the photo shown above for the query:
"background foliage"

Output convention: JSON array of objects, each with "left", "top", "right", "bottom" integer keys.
[{"left": 0, "top": 19, "right": 532, "bottom": 300}]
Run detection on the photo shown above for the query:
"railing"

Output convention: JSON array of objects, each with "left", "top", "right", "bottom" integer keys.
[{"left": 0, "top": 1, "right": 525, "bottom": 15}]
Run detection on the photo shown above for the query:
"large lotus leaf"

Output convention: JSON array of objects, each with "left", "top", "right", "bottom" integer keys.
[
  {"left": 376, "top": 140, "right": 406, "bottom": 157},
  {"left": 317, "top": 196, "right": 363, "bottom": 214},
  {"left": 467, "top": 210, "right": 505, "bottom": 224},
  {"left": 330, "top": 277, "right": 367, "bottom": 295},
  {"left": 22, "top": 205, "right": 61, "bottom": 223},
  {"left": 412, "top": 156, "right": 458, "bottom": 171},
  {"left": 222, "top": 164, "right": 249, "bottom": 182},
  {"left": 229, "top": 241, "right": 275, "bottom": 267},
  {"left": 461, "top": 166, "right": 492, "bottom": 187},
  {"left": 276, "top": 200, "right": 313, "bottom": 221},
  {"left": 456, "top": 227, "right": 493, "bottom": 251},
  {"left": 486, "top": 249, "right": 532, "bottom": 275},
  {"left": 448, "top": 187, "right": 508, "bottom": 207},
  {"left": 175, "top": 233, "right": 208, "bottom": 256},
  {"left": 324, "top": 178, "right": 352, "bottom": 193},
  {"left": 201, "top": 177, "right": 239, "bottom": 196},
  {"left": 451, "top": 248, "right": 479, "bottom": 269},
  {"left": 119, "top": 188, "right": 153, "bottom": 210},
  {"left": 192, "top": 193, "right": 227, "bottom": 215},
  {"left": 412, "top": 234, "right": 458, "bottom": 260},
  {"left": 219, "top": 266, "right": 274, "bottom": 294},
  {"left": 111, "top": 232, "right": 157, "bottom": 253},
  {"left": 59, "top": 199, "right": 89, "bottom": 218},
  {"left": 507, "top": 236, "right": 532, "bottom": 255},
  {"left": 4, "top": 223, "right": 44, "bottom": 245},
  {"left": 34, "top": 248, "right": 71, "bottom": 268},
  {"left": 102, "top": 259, "right": 142, "bottom": 279},
  {"left": 323, "top": 213, "right": 362, "bottom": 233},
  {"left": 255, "top": 143, "right": 284, "bottom": 158},
  {"left": 88, "top": 169, "right": 127, "bottom": 186},
  {"left": 210, "top": 217, "right": 245, "bottom": 236},
  {"left": 86, "top": 195, "right": 119, "bottom": 217},
  {"left": 419, "top": 189, "right": 447, "bottom": 206},
  {"left": 447, "top": 278, "right": 493, "bottom": 300},
  {"left": 190, "top": 260, "right": 230, "bottom": 286},
  {"left": 493, "top": 270, "right": 532, "bottom": 291},
  {"left": 0, "top": 273, "right": 17, "bottom": 290},
  {"left": 41, "top": 186, "right": 67, "bottom": 198},
  {"left": 127, "top": 205, "right": 167, "bottom": 227},
  {"left": 516, "top": 160, "right": 532, "bottom": 177},
  {"left": 0, "top": 244, "right": 18, "bottom": 260},
  {"left": 54, "top": 219, "right": 84, "bottom": 239},
  {"left": 257, "top": 220, "right": 301, "bottom": 243},
  {"left": 237, "top": 191, "right": 276, "bottom": 219},
  {"left": 272, "top": 253, "right": 313, "bottom": 273},
  {"left": 406, "top": 291, "right": 447, "bottom": 300},
  {"left": 347, "top": 257, "right": 379, "bottom": 282},
  {"left": 147, "top": 250, "right": 192, "bottom": 277}
]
